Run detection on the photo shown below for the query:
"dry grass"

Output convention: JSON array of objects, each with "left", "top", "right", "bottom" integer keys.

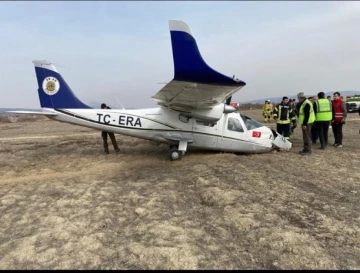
[
  {"left": 0, "top": 114, "right": 47, "bottom": 124},
  {"left": 0, "top": 110, "right": 360, "bottom": 270},
  {"left": 0, "top": 115, "right": 11, "bottom": 123}
]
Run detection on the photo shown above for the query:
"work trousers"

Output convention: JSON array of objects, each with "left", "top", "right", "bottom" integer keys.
[
  {"left": 102, "top": 131, "right": 119, "bottom": 152},
  {"left": 316, "top": 121, "right": 330, "bottom": 148},
  {"left": 332, "top": 122, "right": 344, "bottom": 145},
  {"left": 301, "top": 123, "right": 312, "bottom": 152},
  {"left": 311, "top": 122, "right": 318, "bottom": 144},
  {"left": 276, "top": 123, "right": 291, "bottom": 139}
]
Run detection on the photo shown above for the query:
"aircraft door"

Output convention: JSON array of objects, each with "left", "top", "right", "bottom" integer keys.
[
  {"left": 192, "top": 119, "right": 219, "bottom": 148},
  {"left": 220, "top": 114, "right": 250, "bottom": 151}
]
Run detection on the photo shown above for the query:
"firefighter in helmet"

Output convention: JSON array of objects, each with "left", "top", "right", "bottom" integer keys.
[
  {"left": 262, "top": 100, "right": 273, "bottom": 122},
  {"left": 273, "top": 96, "right": 297, "bottom": 141}
]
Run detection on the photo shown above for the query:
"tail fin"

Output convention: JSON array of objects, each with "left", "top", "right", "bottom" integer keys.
[
  {"left": 33, "top": 60, "right": 91, "bottom": 109},
  {"left": 169, "top": 20, "right": 246, "bottom": 86}
]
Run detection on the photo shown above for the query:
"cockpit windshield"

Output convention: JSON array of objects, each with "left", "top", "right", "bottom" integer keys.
[{"left": 239, "top": 113, "right": 264, "bottom": 130}]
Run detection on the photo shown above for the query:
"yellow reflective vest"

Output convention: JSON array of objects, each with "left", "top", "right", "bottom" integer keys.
[
  {"left": 315, "top": 98, "right": 332, "bottom": 121},
  {"left": 298, "top": 99, "right": 316, "bottom": 125}
]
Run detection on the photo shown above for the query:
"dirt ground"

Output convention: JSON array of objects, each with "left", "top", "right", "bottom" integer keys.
[{"left": 0, "top": 109, "right": 360, "bottom": 270}]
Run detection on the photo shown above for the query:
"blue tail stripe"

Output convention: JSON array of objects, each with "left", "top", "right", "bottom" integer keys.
[
  {"left": 35, "top": 66, "right": 91, "bottom": 109},
  {"left": 170, "top": 30, "right": 246, "bottom": 86}
]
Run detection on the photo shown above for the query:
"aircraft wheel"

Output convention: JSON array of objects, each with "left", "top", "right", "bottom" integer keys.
[{"left": 168, "top": 148, "right": 182, "bottom": 161}]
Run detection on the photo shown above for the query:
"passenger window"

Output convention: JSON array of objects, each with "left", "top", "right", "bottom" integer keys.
[{"left": 227, "top": 117, "right": 244, "bottom": 132}]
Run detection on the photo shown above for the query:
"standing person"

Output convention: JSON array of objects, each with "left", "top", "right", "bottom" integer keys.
[
  {"left": 273, "top": 96, "right": 297, "bottom": 141},
  {"left": 331, "top": 92, "right": 347, "bottom": 147},
  {"left": 314, "top": 92, "right": 332, "bottom": 149},
  {"left": 308, "top": 96, "right": 319, "bottom": 145},
  {"left": 296, "top": 92, "right": 316, "bottom": 155},
  {"left": 262, "top": 100, "right": 273, "bottom": 122},
  {"left": 100, "top": 103, "right": 121, "bottom": 154},
  {"left": 327, "top": 96, "right": 332, "bottom": 129},
  {"left": 289, "top": 99, "right": 298, "bottom": 134}
]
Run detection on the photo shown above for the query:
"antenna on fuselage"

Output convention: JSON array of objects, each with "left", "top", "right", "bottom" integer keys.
[{"left": 114, "top": 95, "right": 125, "bottom": 110}]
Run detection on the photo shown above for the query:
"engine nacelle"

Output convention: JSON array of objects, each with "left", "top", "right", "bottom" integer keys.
[{"left": 181, "top": 103, "right": 237, "bottom": 123}]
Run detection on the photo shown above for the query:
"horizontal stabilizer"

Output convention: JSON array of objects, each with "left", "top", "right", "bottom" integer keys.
[{"left": 7, "top": 111, "right": 58, "bottom": 116}]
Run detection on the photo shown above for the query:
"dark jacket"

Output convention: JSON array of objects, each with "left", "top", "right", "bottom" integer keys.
[
  {"left": 273, "top": 102, "right": 296, "bottom": 123},
  {"left": 313, "top": 101, "right": 317, "bottom": 116}
]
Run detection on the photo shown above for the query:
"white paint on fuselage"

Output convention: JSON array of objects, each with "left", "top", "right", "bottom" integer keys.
[{"left": 47, "top": 106, "right": 274, "bottom": 153}]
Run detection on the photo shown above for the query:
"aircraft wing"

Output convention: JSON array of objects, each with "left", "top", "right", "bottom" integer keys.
[{"left": 151, "top": 20, "right": 246, "bottom": 111}]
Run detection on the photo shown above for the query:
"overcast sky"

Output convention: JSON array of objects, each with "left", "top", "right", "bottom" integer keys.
[{"left": 1, "top": 1, "right": 360, "bottom": 109}]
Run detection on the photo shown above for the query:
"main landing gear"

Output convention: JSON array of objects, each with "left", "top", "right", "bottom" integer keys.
[
  {"left": 168, "top": 140, "right": 188, "bottom": 161},
  {"left": 168, "top": 146, "right": 183, "bottom": 161}
]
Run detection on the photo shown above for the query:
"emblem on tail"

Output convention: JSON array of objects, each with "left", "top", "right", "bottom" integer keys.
[{"left": 42, "top": 77, "right": 60, "bottom": 95}]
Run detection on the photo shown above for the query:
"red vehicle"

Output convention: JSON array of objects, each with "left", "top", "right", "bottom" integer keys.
[{"left": 230, "top": 102, "right": 240, "bottom": 109}]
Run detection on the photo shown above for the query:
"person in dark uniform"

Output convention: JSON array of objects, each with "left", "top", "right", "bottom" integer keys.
[
  {"left": 308, "top": 96, "right": 319, "bottom": 145},
  {"left": 101, "top": 103, "right": 120, "bottom": 154}
]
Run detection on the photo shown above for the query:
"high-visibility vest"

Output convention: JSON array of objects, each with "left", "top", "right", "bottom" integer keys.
[
  {"left": 315, "top": 98, "right": 332, "bottom": 121},
  {"left": 298, "top": 99, "right": 316, "bottom": 125}
]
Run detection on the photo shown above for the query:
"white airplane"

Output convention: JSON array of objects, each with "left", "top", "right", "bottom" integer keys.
[{"left": 9, "top": 20, "right": 291, "bottom": 161}]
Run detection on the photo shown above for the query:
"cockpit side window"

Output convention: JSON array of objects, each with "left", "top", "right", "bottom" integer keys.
[
  {"left": 227, "top": 117, "right": 244, "bottom": 132},
  {"left": 239, "top": 114, "right": 264, "bottom": 130}
]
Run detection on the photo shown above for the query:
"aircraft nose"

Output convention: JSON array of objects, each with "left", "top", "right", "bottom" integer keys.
[{"left": 249, "top": 126, "right": 274, "bottom": 149}]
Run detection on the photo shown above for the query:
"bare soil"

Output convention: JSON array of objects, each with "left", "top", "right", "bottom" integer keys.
[{"left": 0, "top": 109, "right": 359, "bottom": 269}]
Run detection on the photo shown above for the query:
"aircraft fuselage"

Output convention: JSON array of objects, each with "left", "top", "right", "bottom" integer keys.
[{"left": 46, "top": 107, "right": 275, "bottom": 153}]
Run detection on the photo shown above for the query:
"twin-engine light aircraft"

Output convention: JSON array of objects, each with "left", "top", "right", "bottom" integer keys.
[{"left": 9, "top": 20, "right": 291, "bottom": 161}]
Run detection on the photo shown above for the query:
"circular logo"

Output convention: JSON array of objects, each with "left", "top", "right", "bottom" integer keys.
[{"left": 42, "top": 77, "right": 60, "bottom": 95}]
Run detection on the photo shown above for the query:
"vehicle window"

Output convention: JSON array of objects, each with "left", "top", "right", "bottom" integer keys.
[
  {"left": 346, "top": 98, "right": 360, "bottom": 102},
  {"left": 227, "top": 117, "right": 244, "bottom": 132},
  {"left": 239, "top": 114, "right": 264, "bottom": 130}
]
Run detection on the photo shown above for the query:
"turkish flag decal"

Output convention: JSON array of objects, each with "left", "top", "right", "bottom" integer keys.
[{"left": 252, "top": 131, "right": 262, "bottom": 138}]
